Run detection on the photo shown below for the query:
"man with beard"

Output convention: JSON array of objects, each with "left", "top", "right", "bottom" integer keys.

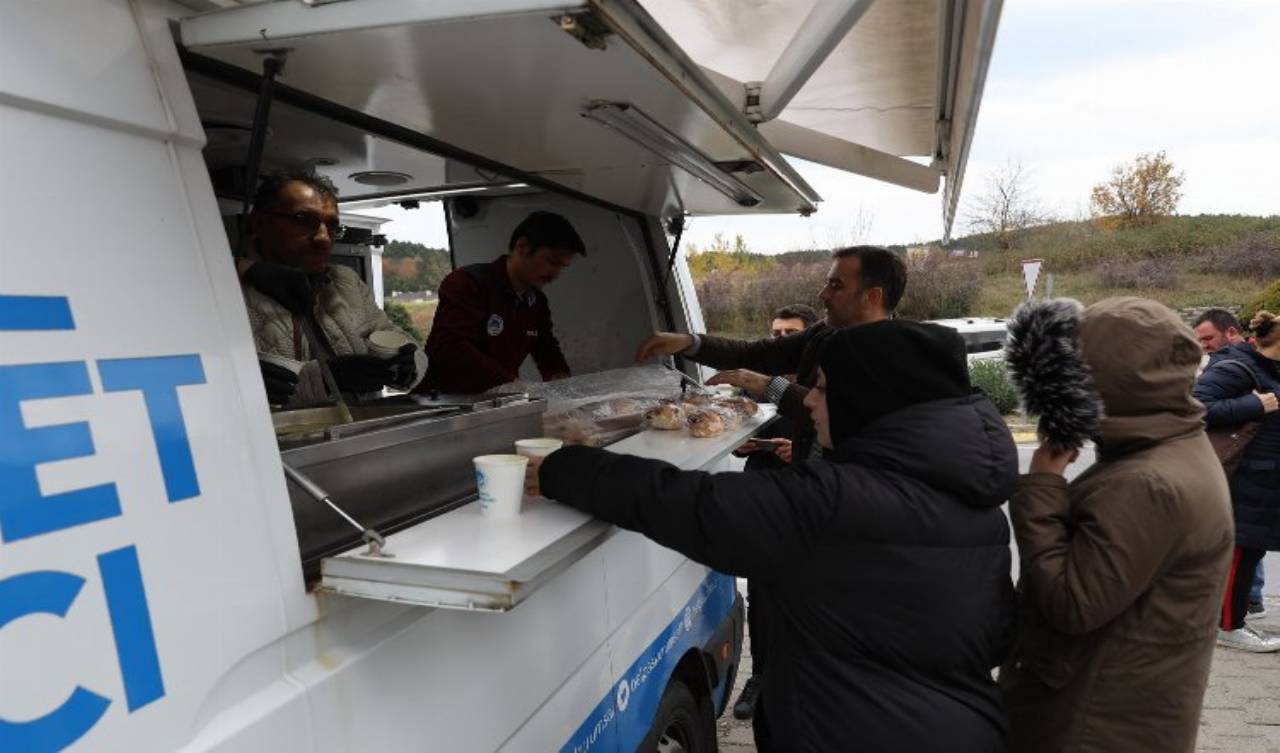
[
  {"left": 634, "top": 246, "right": 907, "bottom": 460},
  {"left": 239, "top": 172, "right": 424, "bottom": 407}
]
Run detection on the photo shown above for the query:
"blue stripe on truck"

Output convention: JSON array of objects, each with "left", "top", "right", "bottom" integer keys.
[{"left": 561, "top": 571, "right": 735, "bottom": 753}]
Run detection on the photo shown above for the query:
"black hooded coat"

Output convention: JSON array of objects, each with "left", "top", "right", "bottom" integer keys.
[{"left": 540, "top": 322, "right": 1019, "bottom": 752}]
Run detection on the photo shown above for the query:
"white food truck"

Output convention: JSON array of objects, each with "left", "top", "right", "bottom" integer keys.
[{"left": 0, "top": 1, "right": 999, "bottom": 751}]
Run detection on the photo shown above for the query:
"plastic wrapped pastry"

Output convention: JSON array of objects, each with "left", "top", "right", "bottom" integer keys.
[
  {"left": 715, "top": 396, "right": 759, "bottom": 418},
  {"left": 644, "top": 402, "right": 685, "bottom": 430},
  {"left": 687, "top": 409, "right": 728, "bottom": 438}
]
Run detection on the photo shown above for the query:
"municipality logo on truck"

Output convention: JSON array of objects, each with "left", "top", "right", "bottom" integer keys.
[{"left": 1, "top": 294, "right": 206, "bottom": 750}]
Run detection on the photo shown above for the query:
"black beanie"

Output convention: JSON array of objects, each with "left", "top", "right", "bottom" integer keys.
[{"left": 819, "top": 320, "right": 971, "bottom": 446}]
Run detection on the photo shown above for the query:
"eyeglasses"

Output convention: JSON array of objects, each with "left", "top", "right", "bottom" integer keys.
[{"left": 257, "top": 209, "right": 347, "bottom": 240}]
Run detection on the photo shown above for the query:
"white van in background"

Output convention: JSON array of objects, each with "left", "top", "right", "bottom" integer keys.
[
  {"left": 0, "top": 1, "right": 1000, "bottom": 751},
  {"left": 929, "top": 317, "right": 1011, "bottom": 362}
]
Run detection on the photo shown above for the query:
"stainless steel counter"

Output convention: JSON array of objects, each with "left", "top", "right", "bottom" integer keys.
[
  {"left": 279, "top": 397, "right": 545, "bottom": 581},
  {"left": 318, "top": 405, "right": 777, "bottom": 611}
]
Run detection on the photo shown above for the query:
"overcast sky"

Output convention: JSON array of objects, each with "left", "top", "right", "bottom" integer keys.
[{"left": 367, "top": 0, "right": 1279, "bottom": 253}]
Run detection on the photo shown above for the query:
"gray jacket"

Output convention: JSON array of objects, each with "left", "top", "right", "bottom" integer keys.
[{"left": 243, "top": 264, "right": 425, "bottom": 406}]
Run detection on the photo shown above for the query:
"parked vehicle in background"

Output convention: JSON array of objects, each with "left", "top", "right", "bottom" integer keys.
[{"left": 929, "top": 317, "right": 1011, "bottom": 362}]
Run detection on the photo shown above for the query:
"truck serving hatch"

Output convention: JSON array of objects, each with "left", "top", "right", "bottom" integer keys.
[
  {"left": 181, "top": 0, "right": 1002, "bottom": 236},
  {"left": 179, "top": 0, "right": 822, "bottom": 218}
]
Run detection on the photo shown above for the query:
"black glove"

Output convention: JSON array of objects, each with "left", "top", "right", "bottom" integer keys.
[
  {"left": 243, "top": 261, "right": 313, "bottom": 315},
  {"left": 388, "top": 343, "right": 419, "bottom": 388},
  {"left": 260, "top": 360, "right": 299, "bottom": 405},
  {"left": 327, "top": 354, "right": 397, "bottom": 394}
]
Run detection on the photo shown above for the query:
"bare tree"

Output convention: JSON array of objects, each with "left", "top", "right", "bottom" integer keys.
[
  {"left": 814, "top": 205, "right": 876, "bottom": 250},
  {"left": 964, "top": 160, "right": 1050, "bottom": 250}
]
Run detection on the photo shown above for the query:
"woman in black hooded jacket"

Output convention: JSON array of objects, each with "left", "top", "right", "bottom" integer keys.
[{"left": 532, "top": 321, "right": 1018, "bottom": 752}]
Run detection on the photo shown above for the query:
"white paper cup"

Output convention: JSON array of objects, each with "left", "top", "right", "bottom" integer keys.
[
  {"left": 259, "top": 352, "right": 305, "bottom": 376},
  {"left": 514, "top": 437, "right": 564, "bottom": 459},
  {"left": 515, "top": 438, "right": 562, "bottom": 504},
  {"left": 367, "top": 329, "right": 412, "bottom": 359},
  {"left": 473, "top": 454, "right": 529, "bottom": 518}
]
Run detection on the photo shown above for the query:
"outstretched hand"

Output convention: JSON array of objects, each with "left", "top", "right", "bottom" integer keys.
[
  {"left": 1028, "top": 442, "right": 1080, "bottom": 476},
  {"left": 634, "top": 332, "right": 695, "bottom": 363},
  {"left": 523, "top": 454, "right": 546, "bottom": 497},
  {"left": 706, "top": 369, "right": 770, "bottom": 399}
]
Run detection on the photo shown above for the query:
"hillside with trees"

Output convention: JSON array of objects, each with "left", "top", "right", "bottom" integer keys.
[
  {"left": 382, "top": 240, "right": 451, "bottom": 294},
  {"left": 687, "top": 214, "right": 1278, "bottom": 339},
  {"left": 381, "top": 240, "right": 451, "bottom": 342},
  {"left": 687, "top": 152, "right": 1277, "bottom": 338}
]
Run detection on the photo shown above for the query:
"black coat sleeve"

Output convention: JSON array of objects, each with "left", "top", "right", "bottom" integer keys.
[
  {"left": 693, "top": 328, "right": 812, "bottom": 375},
  {"left": 539, "top": 446, "right": 844, "bottom": 578}
]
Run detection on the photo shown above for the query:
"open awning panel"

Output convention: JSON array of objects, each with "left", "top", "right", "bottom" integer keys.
[
  {"left": 180, "top": 0, "right": 822, "bottom": 217},
  {"left": 638, "top": 0, "right": 1003, "bottom": 234},
  {"left": 639, "top": 0, "right": 939, "bottom": 157},
  {"left": 181, "top": 0, "right": 1000, "bottom": 233}
]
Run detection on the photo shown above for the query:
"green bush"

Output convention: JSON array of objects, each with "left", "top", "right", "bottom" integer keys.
[
  {"left": 1240, "top": 279, "right": 1280, "bottom": 331},
  {"left": 969, "top": 358, "right": 1020, "bottom": 415},
  {"left": 385, "top": 301, "right": 424, "bottom": 344}
]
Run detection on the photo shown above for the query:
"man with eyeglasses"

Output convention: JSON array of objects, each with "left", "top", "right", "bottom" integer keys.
[
  {"left": 634, "top": 246, "right": 908, "bottom": 462},
  {"left": 238, "top": 171, "right": 425, "bottom": 407}
]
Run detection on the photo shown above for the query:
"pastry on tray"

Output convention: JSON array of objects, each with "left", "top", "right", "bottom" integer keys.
[
  {"left": 687, "top": 409, "right": 728, "bottom": 438},
  {"left": 644, "top": 402, "right": 685, "bottom": 430},
  {"left": 715, "top": 396, "right": 759, "bottom": 418}
]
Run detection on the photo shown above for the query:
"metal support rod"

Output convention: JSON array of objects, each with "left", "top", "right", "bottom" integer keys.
[
  {"left": 282, "top": 462, "right": 390, "bottom": 557},
  {"left": 662, "top": 215, "right": 686, "bottom": 288},
  {"left": 755, "top": 0, "right": 877, "bottom": 122},
  {"left": 237, "top": 50, "right": 289, "bottom": 257}
]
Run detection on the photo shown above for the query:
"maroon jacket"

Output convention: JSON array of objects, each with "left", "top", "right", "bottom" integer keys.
[{"left": 421, "top": 256, "right": 570, "bottom": 393}]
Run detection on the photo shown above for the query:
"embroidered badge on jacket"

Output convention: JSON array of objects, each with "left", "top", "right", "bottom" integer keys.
[{"left": 486, "top": 314, "right": 504, "bottom": 336}]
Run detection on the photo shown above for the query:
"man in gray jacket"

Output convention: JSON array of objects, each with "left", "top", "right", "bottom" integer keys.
[
  {"left": 634, "top": 246, "right": 906, "bottom": 460},
  {"left": 238, "top": 171, "right": 425, "bottom": 407}
]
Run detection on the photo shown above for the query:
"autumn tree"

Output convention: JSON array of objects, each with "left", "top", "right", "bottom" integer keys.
[
  {"left": 1089, "top": 151, "right": 1184, "bottom": 227},
  {"left": 685, "top": 233, "right": 775, "bottom": 276},
  {"left": 964, "top": 160, "right": 1049, "bottom": 250}
]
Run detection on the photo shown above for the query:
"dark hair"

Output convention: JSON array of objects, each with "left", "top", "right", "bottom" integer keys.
[
  {"left": 772, "top": 303, "right": 819, "bottom": 327},
  {"left": 509, "top": 211, "right": 586, "bottom": 256},
  {"left": 1192, "top": 308, "right": 1242, "bottom": 334},
  {"left": 831, "top": 246, "right": 908, "bottom": 311},
  {"left": 252, "top": 170, "right": 339, "bottom": 210}
]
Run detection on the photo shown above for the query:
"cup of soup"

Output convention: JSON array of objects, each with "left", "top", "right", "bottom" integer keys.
[{"left": 473, "top": 454, "right": 529, "bottom": 518}]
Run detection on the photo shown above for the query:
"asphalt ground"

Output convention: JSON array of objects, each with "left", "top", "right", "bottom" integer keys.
[{"left": 715, "top": 445, "right": 1280, "bottom": 752}]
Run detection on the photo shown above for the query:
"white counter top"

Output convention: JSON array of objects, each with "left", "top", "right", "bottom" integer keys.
[{"left": 319, "top": 405, "right": 776, "bottom": 611}]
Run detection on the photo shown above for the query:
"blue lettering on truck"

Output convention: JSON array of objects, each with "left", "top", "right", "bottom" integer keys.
[
  {"left": 0, "top": 294, "right": 206, "bottom": 751},
  {"left": 561, "top": 571, "right": 735, "bottom": 753}
]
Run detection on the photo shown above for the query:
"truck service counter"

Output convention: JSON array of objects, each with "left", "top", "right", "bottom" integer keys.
[{"left": 284, "top": 398, "right": 775, "bottom": 612}]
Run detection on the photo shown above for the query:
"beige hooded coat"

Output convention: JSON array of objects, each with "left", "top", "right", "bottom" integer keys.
[{"left": 1000, "top": 297, "right": 1234, "bottom": 753}]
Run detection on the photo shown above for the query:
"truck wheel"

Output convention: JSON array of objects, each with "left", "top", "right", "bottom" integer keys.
[{"left": 639, "top": 679, "right": 715, "bottom": 753}]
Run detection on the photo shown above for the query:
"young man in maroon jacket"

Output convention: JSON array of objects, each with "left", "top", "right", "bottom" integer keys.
[{"left": 421, "top": 211, "right": 583, "bottom": 394}]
